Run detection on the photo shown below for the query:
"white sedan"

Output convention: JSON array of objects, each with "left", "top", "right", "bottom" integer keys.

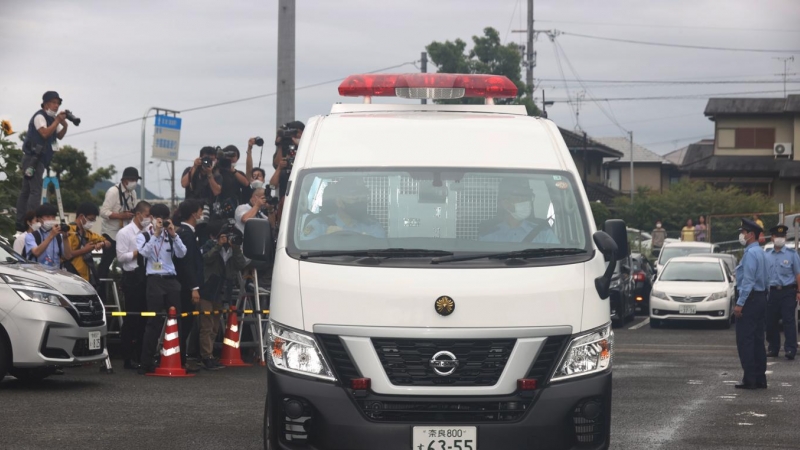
[{"left": 649, "top": 256, "right": 736, "bottom": 329}]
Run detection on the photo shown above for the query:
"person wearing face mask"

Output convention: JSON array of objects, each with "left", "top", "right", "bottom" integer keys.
[
  {"left": 64, "top": 203, "right": 111, "bottom": 286},
  {"left": 116, "top": 201, "right": 152, "bottom": 370},
  {"left": 733, "top": 219, "right": 769, "bottom": 389},
  {"left": 24, "top": 204, "right": 73, "bottom": 268},
  {"left": 301, "top": 178, "right": 386, "bottom": 240},
  {"left": 15, "top": 91, "right": 69, "bottom": 229},
  {"left": 479, "top": 178, "right": 559, "bottom": 244},
  {"left": 174, "top": 199, "right": 205, "bottom": 369},
  {"left": 14, "top": 211, "right": 38, "bottom": 257},
  {"left": 240, "top": 166, "right": 267, "bottom": 205},
  {"left": 651, "top": 220, "right": 667, "bottom": 256},
  {"left": 764, "top": 225, "right": 800, "bottom": 361},
  {"left": 98, "top": 167, "right": 140, "bottom": 286}
]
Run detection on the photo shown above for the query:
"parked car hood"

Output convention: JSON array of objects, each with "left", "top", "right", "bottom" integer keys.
[{"left": 0, "top": 263, "right": 97, "bottom": 296}]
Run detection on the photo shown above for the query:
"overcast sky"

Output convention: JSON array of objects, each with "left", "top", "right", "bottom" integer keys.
[{"left": 1, "top": 0, "right": 799, "bottom": 199}]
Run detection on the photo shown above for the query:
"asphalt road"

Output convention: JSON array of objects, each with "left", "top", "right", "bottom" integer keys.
[{"left": 1, "top": 318, "right": 798, "bottom": 450}]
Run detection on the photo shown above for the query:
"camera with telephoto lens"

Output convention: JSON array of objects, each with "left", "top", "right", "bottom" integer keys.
[
  {"left": 64, "top": 110, "right": 81, "bottom": 126},
  {"left": 201, "top": 156, "right": 213, "bottom": 169},
  {"left": 216, "top": 146, "right": 237, "bottom": 169},
  {"left": 59, "top": 220, "right": 69, "bottom": 233},
  {"left": 221, "top": 219, "right": 243, "bottom": 246},
  {"left": 254, "top": 136, "right": 264, "bottom": 147}
]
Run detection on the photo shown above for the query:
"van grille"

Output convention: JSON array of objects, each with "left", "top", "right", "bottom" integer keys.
[
  {"left": 526, "top": 335, "right": 570, "bottom": 385},
  {"left": 372, "top": 338, "right": 515, "bottom": 386},
  {"left": 359, "top": 398, "right": 531, "bottom": 423},
  {"left": 317, "top": 334, "right": 360, "bottom": 384},
  {"left": 65, "top": 294, "right": 105, "bottom": 327}
]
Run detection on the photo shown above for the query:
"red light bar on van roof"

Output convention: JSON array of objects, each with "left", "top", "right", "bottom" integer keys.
[{"left": 338, "top": 74, "right": 518, "bottom": 102}]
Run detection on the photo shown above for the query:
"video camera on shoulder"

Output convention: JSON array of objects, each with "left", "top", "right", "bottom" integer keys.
[{"left": 215, "top": 146, "right": 237, "bottom": 170}]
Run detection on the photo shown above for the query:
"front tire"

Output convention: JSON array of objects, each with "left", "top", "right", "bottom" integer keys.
[
  {"left": 8, "top": 367, "right": 55, "bottom": 382},
  {"left": 0, "top": 334, "right": 10, "bottom": 381},
  {"left": 650, "top": 318, "right": 662, "bottom": 328},
  {"left": 263, "top": 392, "right": 275, "bottom": 450}
]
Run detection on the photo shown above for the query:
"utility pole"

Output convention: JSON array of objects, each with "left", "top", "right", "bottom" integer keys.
[
  {"left": 525, "top": 0, "right": 534, "bottom": 95},
  {"left": 774, "top": 56, "right": 795, "bottom": 97},
  {"left": 420, "top": 52, "right": 428, "bottom": 105},
  {"left": 170, "top": 160, "right": 176, "bottom": 210},
  {"left": 629, "top": 131, "right": 635, "bottom": 203},
  {"left": 276, "top": 0, "right": 296, "bottom": 128},
  {"left": 93, "top": 142, "right": 98, "bottom": 168}
]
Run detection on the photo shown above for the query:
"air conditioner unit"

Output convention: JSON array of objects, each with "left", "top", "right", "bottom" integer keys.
[{"left": 774, "top": 142, "right": 793, "bottom": 157}]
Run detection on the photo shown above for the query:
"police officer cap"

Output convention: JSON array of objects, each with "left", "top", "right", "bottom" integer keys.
[
  {"left": 326, "top": 177, "right": 369, "bottom": 198},
  {"left": 497, "top": 178, "right": 532, "bottom": 197},
  {"left": 770, "top": 224, "right": 789, "bottom": 236},
  {"left": 739, "top": 218, "right": 763, "bottom": 234},
  {"left": 42, "top": 91, "right": 62, "bottom": 105}
]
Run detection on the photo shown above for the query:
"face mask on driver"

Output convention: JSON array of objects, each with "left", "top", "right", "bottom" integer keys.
[
  {"left": 738, "top": 233, "right": 748, "bottom": 246},
  {"left": 509, "top": 201, "right": 532, "bottom": 221}
]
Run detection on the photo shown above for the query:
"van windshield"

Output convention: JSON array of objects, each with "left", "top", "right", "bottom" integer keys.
[{"left": 287, "top": 169, "right": 590, "bottom": 264}]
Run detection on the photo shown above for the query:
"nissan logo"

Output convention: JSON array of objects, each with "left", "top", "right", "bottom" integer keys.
[{"left": 429, "top": 351, "right": 459, "bottom": 376}]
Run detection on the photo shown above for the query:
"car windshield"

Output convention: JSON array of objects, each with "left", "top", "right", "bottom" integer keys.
[
  {"left": 287, "top": 169, "right": 590, "bottom": 264},
  {"left": 0, "top": 242, "right": 25, "bottom": 264},
  {"left": 660, "top": 262, "right": 724, "bottom": 282},
  {"left": 658, "top": 246, "right": 712, "bottom": 265}
]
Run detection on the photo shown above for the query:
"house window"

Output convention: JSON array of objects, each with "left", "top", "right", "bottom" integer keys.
[{"left": 731, "top": 128, "right": 775, "bottom": 149}]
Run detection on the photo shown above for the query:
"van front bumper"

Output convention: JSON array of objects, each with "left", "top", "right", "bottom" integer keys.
[{"left": 266, "top": 367, "right": 612, "bottom": 450}]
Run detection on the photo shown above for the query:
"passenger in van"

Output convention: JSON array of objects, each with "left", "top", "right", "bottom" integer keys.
[
  {"left": 301, "top": 178, "right": 386, "bottom": 240},
  {"left": 479, "top": 178, "right": 559, "bottom": 244}
]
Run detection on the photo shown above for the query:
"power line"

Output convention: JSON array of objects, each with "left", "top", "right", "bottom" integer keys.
[
  {"left": 581, "top": 112, "right": 701, "bottom": 130},
  {"left": 549, "top": 88, "right": 800, "bottom": 102},
  {"left": 503, "top": 0, "right": 520, "bottom": 44},
  {"left": 72, "top": 61, "right": 418, "bottom": 138},
  {"left": 536, "top": 19, "right": 800, "bottom": 34},
  {"left": 561, "top": 31, "right": 800, "bottom": 53}
]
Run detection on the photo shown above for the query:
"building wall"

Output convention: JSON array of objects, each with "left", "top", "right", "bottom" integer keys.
[
  {"left": 714, "top": 115, "right": 795, "bottom": 157},
  {"left": 615, "top": 163, "right": 662, "bottom": 193},
  {"left": 572, "top": 154, "right": 605, "bottom": 184}
]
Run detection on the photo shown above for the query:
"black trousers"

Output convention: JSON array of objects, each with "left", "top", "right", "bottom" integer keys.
[
  {"left": 97, "top": 235, "right": 116, "bottom": 302},
  {"left": 766, "top": 287, "right": 798, "bottom": 355},
  {"left": 119, "top": 271, "right": 146, "bottom": 362},
  {"left": 15, "top": 154, "right": 45, "bottom": 226},
  {"left": 140, "top": 276, "right": 182, "bottom": 367},
  {"left": 179, "top": 288, "right": 200, "bottom": 365},
  {"left": 736, "top": 291, "right": 768, "bottom": 385}
]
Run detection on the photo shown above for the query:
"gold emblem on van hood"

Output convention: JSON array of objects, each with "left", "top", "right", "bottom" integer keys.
[{"left": 435, "top": 296, "right": 455, "bottom": 316}]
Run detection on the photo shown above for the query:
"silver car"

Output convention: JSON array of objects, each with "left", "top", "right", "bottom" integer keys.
[{"left": 0, "top": 242, "right": 108, "bottom": 382}]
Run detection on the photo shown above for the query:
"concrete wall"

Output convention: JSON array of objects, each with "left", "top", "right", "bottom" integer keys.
[{"left": 714, "top": 115, "right": 795, "bottom": 157}]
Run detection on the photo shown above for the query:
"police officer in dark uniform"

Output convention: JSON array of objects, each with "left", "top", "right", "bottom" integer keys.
[
  {"left": 733, "top": 219, "right": 769, "bottom": 389},
  {"left": 765, "top": 224, "right": 800, "bottom": 360}
]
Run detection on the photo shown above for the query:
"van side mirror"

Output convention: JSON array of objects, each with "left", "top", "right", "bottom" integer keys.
[
  {"left": 592, "top": 231, "right": 618, "bottom": 299},
  {"left": 243, "top": 218, "right": 274, "bottom": 264},
  {"left": 603, "top": 219, "right": 629, "bottom": 259}
]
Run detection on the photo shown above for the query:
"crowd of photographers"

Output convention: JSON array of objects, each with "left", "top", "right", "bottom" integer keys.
[{"left": 12, "top": 91, "right": 305, "bottom": 374}]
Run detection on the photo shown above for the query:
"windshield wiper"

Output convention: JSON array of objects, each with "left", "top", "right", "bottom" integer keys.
[
  {"left": 431, "top": 247, "right": 588, "bottom": 264},
  {"left": 300, "top": 248, "right": 454, "bottom": 260}
]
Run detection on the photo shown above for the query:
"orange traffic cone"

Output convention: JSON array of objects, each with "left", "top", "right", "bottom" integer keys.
[
  {"left": 148, "top": 307, "right": 195, "bottom": 378},
  {"left": 219, "top": 306, "right": 252, "bottom": 367}
]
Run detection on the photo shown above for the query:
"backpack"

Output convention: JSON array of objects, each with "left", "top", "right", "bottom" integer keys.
[{"left": 28, "top": 230, "right": 63, "bottom": 267}]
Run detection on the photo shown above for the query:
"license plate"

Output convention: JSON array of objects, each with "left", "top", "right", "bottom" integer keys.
[
  {"left": 679, "top": 305, "right": 696, "bottom": 315},
  {"left": 88, "top": 331, "right": 102, "bottom": 350},
  {"left": 413, "top": 426, "right": 476, "bottom": 450}
]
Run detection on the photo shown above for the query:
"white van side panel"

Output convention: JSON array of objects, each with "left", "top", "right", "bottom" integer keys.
[
  {"left": 268, "top": 251, "right": 305, "bottom": 329},
  {"left": 581, "top": 252, "right": 612, "bottom": 331}
]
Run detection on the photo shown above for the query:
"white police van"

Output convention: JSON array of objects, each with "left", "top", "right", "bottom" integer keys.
[{"left": 244, "top": 73, "right": 628, "bottom": 450}]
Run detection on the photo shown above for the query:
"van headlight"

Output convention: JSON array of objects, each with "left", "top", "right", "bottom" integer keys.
[
  {"left": 708, "top": 291, "right": 728, "bottom": 301},
  {"left": 0, "top": 274, "right": 68, "bottom": 307},
  {"left": 268, "top": 321, "right": 335, "bottom": 381},
  {"left": 551, "top": 323, "right": 613, "bottom": 382}
]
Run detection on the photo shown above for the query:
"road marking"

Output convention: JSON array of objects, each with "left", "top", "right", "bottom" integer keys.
[
  {"left": 722, "top": 381, "right": 738, "bottom": 384},
  {"left": 738, "top": 423, "right": 754, "bottom": 426},
  {"left": 737, "top": 411, "right": 766, "bottom": 418},
  {"left": 628, "top": 317, "right": 650, "bottom": 330},
  {"left": 687, "top": 380, "right": 703, "bottom": 385},
  {"left": 767, "top": 362, "right": 777, "bottom": 366},
  {"left": 765, "top": 370, "right": 773, "bottom": 375},
  {"left": 781, "top": 382, "right": 792, "bottom": 387}
]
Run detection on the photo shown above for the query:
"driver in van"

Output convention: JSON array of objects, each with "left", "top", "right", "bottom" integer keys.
[
  {"left": 301, "top": 178, "right": 386, "bottom": 240},
  {"left": 479, "top": 178, "right": 559, "bottom": 244}
]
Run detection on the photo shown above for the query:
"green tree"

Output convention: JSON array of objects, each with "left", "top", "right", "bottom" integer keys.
[
  {"left": 47, "top": 146, "right": 116, "bottom": 211},
  {"left": 0, "top": 121, "right": 24, "bottom": 236},
  {"left": 426, "top": 27, "right": 540, "bottom": 116},
  {"left": 612, "top": 181, "right": 776, "bottom": 243},
  {"left": 589, "top": 201, "right": 611, "bottom": 230}
]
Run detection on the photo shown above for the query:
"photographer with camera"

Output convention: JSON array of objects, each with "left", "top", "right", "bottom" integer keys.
[
  {"left": 270, "top": 121, "right": 304, "bottom": 205},
  {"left": 239, "top": 137, "right": 264, "bottom": 203},
  {"left": 24, "top": 203, "right": 74, "bottom": 269},
  {"left": 181, "top": 146, "right": 219, "bottom": 201},
  {"left": 199, "top": 220, "right": 247, "bottom": 370},
  {"left": 98, "top": 167, "right": 140, "bottom": 288},
  {"left": 64, "top": 202, "right": 111, "bottom": 287},
  {"left": 208, "top": 145, "right": 249, "bottom": 225},
  {"left": 15, "top": 91, "right": 77, "bottom": 228}
]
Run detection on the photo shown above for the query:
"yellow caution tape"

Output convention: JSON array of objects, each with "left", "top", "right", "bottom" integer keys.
[{"left": 108, "top": 309, "right": 270, "bottom": 316}]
